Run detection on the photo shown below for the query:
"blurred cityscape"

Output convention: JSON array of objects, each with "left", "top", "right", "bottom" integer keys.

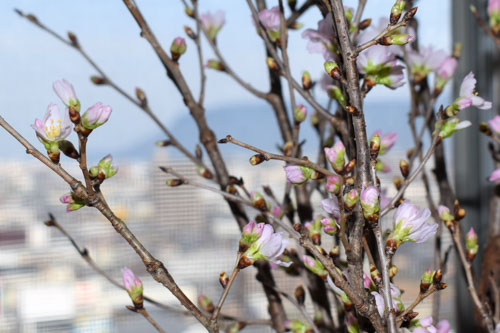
[{"left": 0, "top": 148, "right": 457, "bottom": 332}]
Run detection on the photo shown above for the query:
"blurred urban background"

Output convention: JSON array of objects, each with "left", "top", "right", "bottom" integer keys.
[{"left": 0, "top": 0, "right": 476, "bottom": 332}]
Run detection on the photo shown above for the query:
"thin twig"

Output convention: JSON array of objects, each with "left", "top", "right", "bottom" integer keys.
[
  {"left": 220, "top": 134, "right": 334, "bottom": 176},
  {"left": 14, "top": 9, "right": 209, "bottom": 172},
  {"left": 128, "top": 307, "right": 167, "bottom": 333},
  {"left": 210, "top": 258, "right": 241, "bottom": 328},
  {"left": 470, "top": 5, "right": 500, "bottom": 50},
  {"left": 396, "top": 286, "right": 438, "bottom": 324},
  {"left": 355, "top": 14, "right": 415, "bottom": 54}
]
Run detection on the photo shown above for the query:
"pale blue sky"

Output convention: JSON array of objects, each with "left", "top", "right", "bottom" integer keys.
[{"left": 0, "top": 0, "right": 450, "bottom": 161}]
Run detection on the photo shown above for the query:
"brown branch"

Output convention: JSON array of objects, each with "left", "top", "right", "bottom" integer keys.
[
  {"left": 396, "top": 286, "right": 439, "bottom": 324},
  {"left": 355, "top": 13, "right": 415, "bottom": 54},
  {"left": 450, "top": 227, "right": 495, "bottom": 332},
  {"left": 127, "top": 306, "right": 167, "bottom": 333},
  {"left": 470, "top": 5, "right": 500, "bottom": 50},
  {"left": 0, "top": 116, "right": 87, "bottom": 200},
  {"left": 286, "top": 0, "right": 315, "bottom": 28},
  {"left": 351, "top": 0, "right": 367, "bottom": 41},
  {"left": 210, "top": 259, "right": 241, "bottom": 328},
  {"left": 220, "top": 134, "right": 334, "bottom": 177}
]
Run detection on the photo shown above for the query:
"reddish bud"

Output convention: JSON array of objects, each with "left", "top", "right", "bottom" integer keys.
[
  {"left": 219, "top": 271, "right": 229, "bottom": 288},
  {"left": 295, "top": 285, "right": 306, "bottom": 305}
]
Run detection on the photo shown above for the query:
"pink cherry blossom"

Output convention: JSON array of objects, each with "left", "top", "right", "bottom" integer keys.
[
  {"left": 321, "top": 197, "right": 340, "bottom": 220},
  {"left": 302, "top": 13, "right": 336, "bottom": 60},
  {"left": 489, "top": 115, "right": 500, "bottom": 135},
  {"left": 489, "top": 168, "right": 500, "bottom": 182},
  {"left": 392, "top": 201, "right": 437, "bottom": 244},
  {"left": 81, "top": 102, "right": 112, "bottom": 130},
  {"left": 456, "top": 72, "right": 492, "bottom": 110},
  {"left": 53, "top": 79, "right": 78, "bottom": 108},
  {"left": 200, "top": 11, "right": 225, "bottom": 41},
  {"left": 31, "top": 103, "right": 72, "bottom": 143}
]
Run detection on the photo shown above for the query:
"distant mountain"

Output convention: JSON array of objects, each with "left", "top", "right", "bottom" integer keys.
[{"left": 117, "top": 99, "right": 425, "bottom": 161}]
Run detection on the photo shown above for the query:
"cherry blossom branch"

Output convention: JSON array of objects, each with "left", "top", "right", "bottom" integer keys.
[
  {"left": 196, "top": 15, "right": 267, "bottom": 99},
  {"left": 209, "top": 258, "right": 241, "bottom": 329},
  {"left": 470, "top": 5, "right": 500, "bottom": 50},
  {"left": 127, "top": 306, "right": 167, "bottom": 333},
  {"left": 162, "top": 166, "right": 387, "bottom": 332},
  {"left": 355, "top": 9, "right": 417, "bottom": 54},
  {"left": 245, "top": 0, "right": 350, "bottom": 143},
  {"left": 14, "top": 8, "right": 208, "bottom": 172},
  {"left": 450, "top": 226, "right": 495, "bottom": 332},
  {"left": 190, "top": 1, "right": 207, "bottom": 104},
  {"left": 396, "top": 285, "right": 439, "bottom": 325},
  {"left": 286, "top": 0, "right": 315, "bottom": 28},
  {"left": 0, "top": 120, "right": 212, "bottom": 330},
  {"left": 351, "top": 0, "right": 367, "bottom": 40},
  {"left": 264, "top": 283, "right": 320, "bottom": 333},
  {"left": 45, "top": 212, "right": 258, "bottom": 324},
  {"left": 219, "top": 134, "right": 334, "bottom": 176},
  {"left": 0, "top": 116, "right": 87, "bottom": 200},
  {"left": 379, "top": 116, "right": 444, "bottom": 217}
]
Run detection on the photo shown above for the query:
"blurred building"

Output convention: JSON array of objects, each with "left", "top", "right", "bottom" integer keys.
[{"left": 0, "top": 148, "right": 456, "bottom": 332}]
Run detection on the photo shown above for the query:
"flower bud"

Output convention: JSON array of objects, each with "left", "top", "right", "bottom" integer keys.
[
  {"left": 206, "top": 59, "right": 225, "bottom": 71},
  {"left": 389, "top": 265, "right": 398, "bottom": 279},
  {"left": 60, "top": 192, "right": 85, "bottom": 212},
  {"left": 305, "top": 217, "right": 322, "bottom": 245},
  {"left": 90, "top": 154, "right": 118, "bottom": 181},
  {"left": 266, "top": 57, "right": 279, "bottom": 71},
  {"left": 344, "top": 189, "right": 359, "bottom": 211},
  {"left": 272, "top": 205, "right": 285, "bottom": 219},
  {"left": 53, "top": 79, "right": 80, "bottom": 122},
  {"left": 301, "top": 255, "right": 327, "bottom": 279},
  {"left": 454, "top": 200, "right": 466, "bottom": 220},
  {"left": 170, "top": 37, "right": 187, "bottom": 61},
  {"left": 393, "top": 176, "right": 403, "bottom": 190},
  {"left": 310, "top": 110, "right": 320, "bottom": 128},
  {"left": 226, "top": 322, "right": 246, "bottom": 333},
  {"left": 465, "top": 227, "right": 478, "bottom": 261},
  {"left": 250, "top": 154, "right": 266, "bottom": 165},
  {"left": 81, "top": 102, "right": 112, "bottom": 131},
  {"left": 325, "top": 175, "right": 341, "bottom": 195},
  {"left": 370, "top": 134, "right": 381, "bottom": 159},
  {"left": 90, "top": 76, "right": 107, "bottom": 85},
  {"left": 321, "top": 217, "right": 339, "bottom": 236},
  {"left": 239, "top": 220, "right": 265, "bottom": 251},
  {"left": 438, "top": 205, "right": 455, "bottom": 230},
  {"left": 360, "top": 186, "right": 379, "bottom": 221},
  {"left": 184, "top": 7, "right": 194, "bottom": 18},
  {"left": 197, "top": 294, "right": 215, "bottom": 313},
  {"left": 184, "top": 25, "right": 196, "bottom": 39},
  {"left": 155, "top": 140, "right": 171, "bottom": 147},
  {"left": 122, "top": 267, "right": 143, "bottom": 308},
  {"left": 58, "top": 140, "right": 80, "bottom": 159},
  {"left": 251, "top": 192, "right": 269, "bottom": 210},
  {"left": 166, "top": 178, "right": 184, "bottom": 187},
  {"left": 390, "top": 0, "right": 406, "bottom": 24},
  {"left": 327, "top": 85, "right": 346, "bottom": 108},
  {"left": 359, "top": 18, "right": 372, "bottom": 30},
  {"left": 302, "top": 71, "right": 312, "bottom": 90},
  {"left": 345, "top": 159, "right": 356, "bottom": 173},
  {"left": 284, "top": 165, "right": 315, "bottom": 185},
  {"left": 324, "top": 141, "right": 346, "bottom": 174},
  {"left": 294, "top": 104, "right": 307, "bottom": 123},
  {"left": 480, "top": 121, "right": 493, "bottom": 136},
  {"left": 399, "top": 159, "right": 410, "bottom": 178},
  {"left": 285, "top": 320, "right": 312, "bottom": 333},
  {"left": 283, "top": 141, "right": 293, "bottom": 157},
  {"left": 324, "top": 61, "right": 342, "bottom": 80},
  {"left": 196, "top": 166, "right": 213, "bottom": 179},
  {"left": 329, "top": 245, "right": 340, "bottom": 258},
  {"left": 379, "top": 33, "right": 415, "bottom": 46},
  {"left": 295, "top": 285, "right": 306, "bottom": 305},
  {"left": 219, "top": 271, "right": 229, "bottom": 288},
  {"left": 420, "top": 268, "right": 435, "bottom": 293},
  {"left": 68, "top": 31, "right": 79, "bottom": 46},
  {"left": 370, "top": 265, "right": 382, "bottom": 285},
  {"left": 434, "top": 269, "right": 443, "bottom": 283},
  {"left": 135, "top": 87, "right": 148, "bottom": 107}
]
